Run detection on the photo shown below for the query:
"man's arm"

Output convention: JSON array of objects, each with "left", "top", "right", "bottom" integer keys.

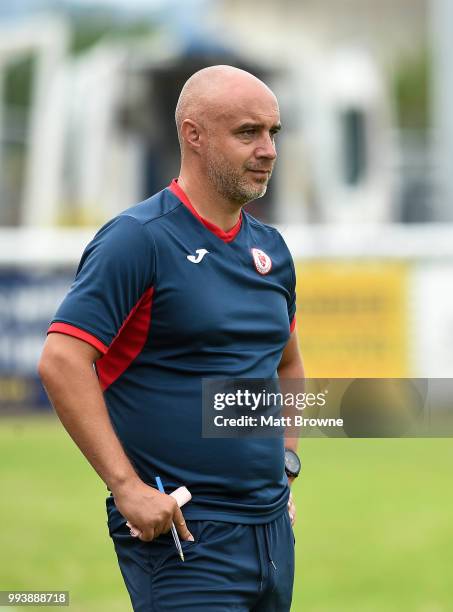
[
  {"left": 38, "top": 333, "right": 193, "bottom": 543},
  {"left": 277, "top": 330, "right": 304, "bottom": 526},
  {"left": 277, "top": 329, "right": 304, "bottom": 456}
]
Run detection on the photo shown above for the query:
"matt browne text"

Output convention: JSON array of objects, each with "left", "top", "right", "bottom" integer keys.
[{"left": 213, "top": 415, "right": 343, "bottom": 427}]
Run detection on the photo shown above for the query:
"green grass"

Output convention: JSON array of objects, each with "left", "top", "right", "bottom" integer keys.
[
  {"left": 0, "top": 415, "right": 128, "bottom": 612},
  {"left": 294, "top": 438, "right": 453, "bottom": 612},
  {"left": 1, "top": 415, "right": 452, "bottom": 611}
]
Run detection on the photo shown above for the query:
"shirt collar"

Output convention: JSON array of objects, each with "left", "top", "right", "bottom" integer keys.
[{"left": 168, "top": 178, "right": 242, "bottom": 243}]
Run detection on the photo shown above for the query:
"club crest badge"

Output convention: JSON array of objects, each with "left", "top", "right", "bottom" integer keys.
[{"left": 251, "top": 248, "right": 272, "bottom": 275}]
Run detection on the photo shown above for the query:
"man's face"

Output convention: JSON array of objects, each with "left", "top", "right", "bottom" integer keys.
[{"left": 203, "top": 91, "right": 280, "bottom": 205}]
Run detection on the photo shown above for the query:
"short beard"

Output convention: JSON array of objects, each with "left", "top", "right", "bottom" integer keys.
[{"left": 206, "top": 145, "right": 270, "bottom": 205}]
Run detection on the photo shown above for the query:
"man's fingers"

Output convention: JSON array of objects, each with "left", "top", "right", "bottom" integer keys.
[
  {"left": 174, "top": 507, "right": 194, "bottom": 541},
  {"left": 125, "top": 496, "right": 193, "bottom": 542},
  {"left": 138, "top": 526, "right": 155, "bottom": 542},
  {"left": 288, "top": 491, "right": 296, "bottom": 526},
  {"left": 126, "top": 521, "right": 142, "bottom": 538}
]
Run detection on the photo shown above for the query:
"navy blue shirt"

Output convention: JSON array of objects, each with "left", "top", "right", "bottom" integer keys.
[{"left": 49, "top": 180, "right": 297, "bottom": 524}]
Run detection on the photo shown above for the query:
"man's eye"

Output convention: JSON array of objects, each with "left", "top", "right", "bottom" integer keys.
[{"left": 241, "top": 130, "right": 256, "bottom": 136}]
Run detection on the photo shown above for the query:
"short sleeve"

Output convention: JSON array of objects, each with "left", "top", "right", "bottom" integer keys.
[{"left": 48, "top": 215, "right": 155, "bottom": 352}]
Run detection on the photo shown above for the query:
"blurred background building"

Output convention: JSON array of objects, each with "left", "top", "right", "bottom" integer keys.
[
  {"left": 0, "top": 0, "right": 452, "bottom": 410},
  {"left": 0, "top": 0, "right": 433, "bottom": 226}
]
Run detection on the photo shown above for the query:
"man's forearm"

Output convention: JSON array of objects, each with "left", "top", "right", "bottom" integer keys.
[
  {"left": 39, "top": 349, "right": 139, "bottom": 493},
  {"left": 39, "top": 334, "right": 194, "bottom": 543},
  {"left": 278, "top": 358, "right": 304, "bottom": 454}
]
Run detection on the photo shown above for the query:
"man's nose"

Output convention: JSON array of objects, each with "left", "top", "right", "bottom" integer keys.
[{"left": 255, "top": 134, "right": 277, "bottom": 160}]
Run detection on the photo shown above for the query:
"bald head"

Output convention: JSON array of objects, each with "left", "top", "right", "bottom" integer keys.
[
  {"left": 175, "top": 65, "right": 277, "bottom": 148},
  {"left": 175, "top": 65, "right": 280, "bottom": 206}
]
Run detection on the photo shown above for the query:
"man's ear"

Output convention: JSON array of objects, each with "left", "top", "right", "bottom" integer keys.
[{"left": 181, "top": 119, "right": 202, "bottom": 153}]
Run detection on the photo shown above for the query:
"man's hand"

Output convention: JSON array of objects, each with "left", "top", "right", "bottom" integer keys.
[
  {"left": 287, "top": 476, "right": 296, "bottom": 527},
  {"left": 287, "top": 489, "right": 296, "bottom": 527},
  {"left": 113, "top": 479, "right": 194, "bottom": 543}
]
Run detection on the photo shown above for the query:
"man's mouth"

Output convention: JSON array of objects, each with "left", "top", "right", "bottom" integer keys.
[{"left": 246, "top": 169, "right": 271, "bottom": 176}]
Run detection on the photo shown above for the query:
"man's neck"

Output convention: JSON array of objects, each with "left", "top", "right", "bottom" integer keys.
[{"left": 177, "top": 172, "right": 242, "bottom": 233}]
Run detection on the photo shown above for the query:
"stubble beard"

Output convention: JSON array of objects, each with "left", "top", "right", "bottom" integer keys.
[{"left": 206, "top": 146, "right": 271, "bottom": 205}]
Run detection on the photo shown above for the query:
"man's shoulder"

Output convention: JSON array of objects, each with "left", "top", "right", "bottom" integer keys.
[
  {"left": 244, "top": 211, "right": 279, "bottom": 234},
  {"left": 244, "top": 212, "right": 287, "bottom": 245},
  {"left": 119, "top": 187, "right": 182, "bottom": 228},
  {"left": 87, "top": 187, "right": 182, "bottom": 252}
]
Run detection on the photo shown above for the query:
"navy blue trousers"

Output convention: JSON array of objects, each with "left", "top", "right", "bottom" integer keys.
[{"left": 107, "top": 501, "right": 295, "bottom": 611}]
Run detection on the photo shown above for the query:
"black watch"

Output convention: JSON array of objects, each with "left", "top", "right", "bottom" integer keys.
[{"left": 285, "top": 448, "right": 301, "bottom": 478}]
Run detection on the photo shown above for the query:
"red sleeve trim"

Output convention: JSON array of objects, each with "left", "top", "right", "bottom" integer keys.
[
  {"left": 290, "top": 316, "right": 296, "bottom": 333},
  {"left": 47, "top": 322, "right": 109, "bottom": 355}
]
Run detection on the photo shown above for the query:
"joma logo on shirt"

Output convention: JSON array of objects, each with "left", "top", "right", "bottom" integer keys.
[{"left": 187, "top": 249, "right": 210, "bottom": 264}]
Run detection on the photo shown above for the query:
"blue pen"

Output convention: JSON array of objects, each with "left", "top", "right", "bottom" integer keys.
[{"left": 155, "top": 476, "right": 185, "bottom": 562}]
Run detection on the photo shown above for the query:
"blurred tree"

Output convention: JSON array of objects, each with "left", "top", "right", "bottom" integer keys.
[
  {"left": 392, "top": 46, "right": 430, "bottom": 130},
  {"left": 71, "top": 14, "right": 154, "bottom": 55},
  {"left": 3, "top": 15, "right": 154, "bottom": 107},
  {"left": 4, "top": 56, "right": 34, "bottom": 108}
]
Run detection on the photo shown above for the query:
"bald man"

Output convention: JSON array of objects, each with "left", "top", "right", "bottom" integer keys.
[{"left": 39, "top": 65, "right": 303, "bottom": 611}]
